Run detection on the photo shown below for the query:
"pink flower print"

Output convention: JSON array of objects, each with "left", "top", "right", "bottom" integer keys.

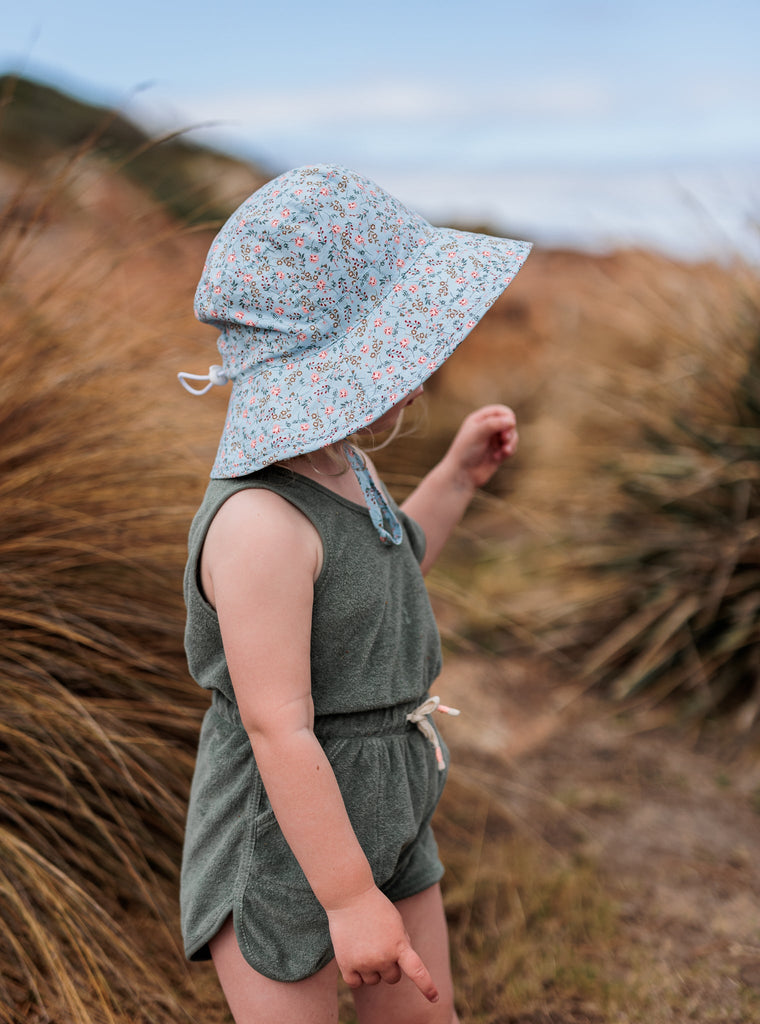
[
  {"left": 214, "top": 286, "right": 222, "bottom": 294},
  {"left": 300, "top": 423, "right": 309, "bottom": 432},
  {"left": 243, "top": 274, "right": 253, "bottom": 283},
  {"left": 394, "top": 235, "right": 401, "bottom": 244},
  {"left": 271, "top": 219, "right": 279, "bottom": 228},
  {"left": 273, "top": 190, "right": 281, "bottom": 197},
  {"left": 246, "top": 320, "right": 255, "bottom": 326},
  {"left": 311, "top": 373, "right": 320, "bottom": 383},
  {"left": 360, "top": 344, "right": 369, "bottom": 354},
  {"left": 254, "top": 245, "right": 261, "bottom": 253},
  {"left": 276, "top": 271, "right": 285, "bottom": 279},
  {"left": 270, "top": 386, "right": 281, "bottom": 396},
  {"left": 425, "top": 265, "right": 434, "bottom": 273},
  {"left": 471, "top": 270, "right": 480, "bottom": 278},
  {"left": 481, "top": 249, "right": 492, "bottom": 257},
  {"left": 389, "top": 392, "right": 398, "bottom": 402},
  {"left": 466, "top": 319, "right": 476, "bottom": 328},
  {"left": 447, "top": 251, "right": 456, "bottom": 259},
  {"left": 396, "top": 258, "right": 405, "bottom": 268},
  {"left": 316, "top": 280, "right": 326, "bottom": 290},
  {"left": 374, "top": 318, "right": 384, "bottom": 327},
  {"left": 409, "top": 285, "right": 418, "bottom": 294},
  {"left": 319, "top": 187, "right": 329, "bottom": 195},
  {"left": 459, "top": 298, "right": 468, "bottom": 306},
  {"left": 227, "top": 253, "right": 236, "bottom": 263},
  {"left": 295, "top": 237, "right": 304, "bottom": 247},
  {"left": 429, "top": 306, "right": 440, "bottom": 317},
  {"left": 355, "top": 234, "right": 365, "bottom": 244},
  {"left": 325, "top": 405, "right": 335, "bottom": 414},
  {"left": 393, "top": 283, "right": 402, "bottom": 293},
  {"left": 369, "top": 276, "right": 377, "bottom": 286},
  {"left": 287, "top": 362, "right": 295, "bottom": 370},
  {"left": 297, "top": 333, "right": 307, "bottom": 342},
  {"left": 272, "top": 424, "right": 281, "bottom": 434},
  {"left": 235, "top": 311, "right": 244, "bottom": 320},
  {"left": 364, "top": 414, "right": 373, "bottom": 422},
  {"left": 372, "top": 371, "right": 381, "bottom": 381},
  {"left": 348, "top": 201, "right": 356, "bottom": 209},
  {"left": 310, "top": 254, "right": 319, "bottom": 263},
  {"left": 384, "top": 326, "right": 392, "bottom": 336},
  {"left": 281, "top": 208, "right": 291, "bottom": 217},
  {"left": 294, "top": 189, "right": 303, "bottom": 196},
  {"left": 418, "top": 355, "right": 427, "bottom": 364},
  {"left": 387, "top": 365, "right": 395, "bottom": 374},
  {"left": 275, "top": 306, "right": 284, "bottom": 315},
  {"left": 319, "top": 350, "right": 327, "bottom": 359},
  {"left": 400, "top": 338, "right": 409, "bottom": 348},
  {"left": 339, "top": 389, "right": 348, "bottom": 398},
  {"left": 456, "top": 276, "right": 465, "bottom": 284},
  {"left": 332, "top": 225, "right": 341, "bottom": 235}
]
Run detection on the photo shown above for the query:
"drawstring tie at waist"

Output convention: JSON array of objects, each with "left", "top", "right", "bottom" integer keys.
[{"left": 406, "top": 696, "right": 459, "bottom": 771}]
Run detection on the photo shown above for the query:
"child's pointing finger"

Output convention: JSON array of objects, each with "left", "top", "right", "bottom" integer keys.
[{"left": 398, "top": 946, "right": 440, "bottom": 1003}]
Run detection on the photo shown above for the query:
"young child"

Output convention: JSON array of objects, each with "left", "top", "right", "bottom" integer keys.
[{"left": 178, "top": 164, "right": 531, "bottom": 1024}]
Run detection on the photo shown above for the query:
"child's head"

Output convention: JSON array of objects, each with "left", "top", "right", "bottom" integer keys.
[{"left": 181, "top": 164, "right": 531, "bottom": 479}]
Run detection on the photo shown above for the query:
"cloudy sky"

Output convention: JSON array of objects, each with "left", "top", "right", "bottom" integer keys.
[{"left": 3, "top": 0, "right": 758, "bottom": 258}]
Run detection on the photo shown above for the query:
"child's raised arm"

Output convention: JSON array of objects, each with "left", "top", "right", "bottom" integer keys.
[
  {"left": 202, "top": 489, "right": 439, "bottom": 1002},
  {"left": 402, "top": 404, "right": 519, "bottom": 574}
]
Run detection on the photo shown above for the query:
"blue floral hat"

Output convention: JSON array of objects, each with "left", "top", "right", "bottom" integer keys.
[{"left": 179, "top": 164, "right": 531, "bottom": 537}]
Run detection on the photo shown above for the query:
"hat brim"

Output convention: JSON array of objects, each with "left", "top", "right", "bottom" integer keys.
[{"left": 211, "top": 225, "right": 531, "bottom": 477}]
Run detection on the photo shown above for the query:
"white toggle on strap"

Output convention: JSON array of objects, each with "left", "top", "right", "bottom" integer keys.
[
  {"left": 177, "top": 365, "right": 229, "bottom": 396},
  {"left": 406, "top": 695, "right": 460, "bottom": 771}
]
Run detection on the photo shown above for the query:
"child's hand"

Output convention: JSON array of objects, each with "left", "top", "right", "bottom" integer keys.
[
  {"left": 445, "top": 404, "right": 519, "bottom": 490},
  {"left": 326, "top": 885, "right": 439, "bottom": 1003}
]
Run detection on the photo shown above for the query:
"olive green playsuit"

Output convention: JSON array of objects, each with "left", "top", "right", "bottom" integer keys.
[{"left": 180, "top": 466, "right": 450, "bottom": 982}]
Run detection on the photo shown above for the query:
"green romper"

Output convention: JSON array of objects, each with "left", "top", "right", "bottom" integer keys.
[{"left": 180, "top": 466, "right": 449, "bottom": 982}]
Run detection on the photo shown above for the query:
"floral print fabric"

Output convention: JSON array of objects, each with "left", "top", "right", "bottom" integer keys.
[{"left": 191, "top": 164, "right": 532, "bottom": 478}]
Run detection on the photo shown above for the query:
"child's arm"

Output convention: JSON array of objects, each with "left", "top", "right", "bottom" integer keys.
[
  {"left": 401, "top": 404, "right": 518, "bottom": 574},
  {"left": 202, "top": 488, "right": 439, "bottom": 1002}
]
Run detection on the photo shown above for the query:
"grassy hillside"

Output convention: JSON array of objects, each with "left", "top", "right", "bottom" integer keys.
[{"left": 1, "top": 72, "right": 759, "bottom": 1023}]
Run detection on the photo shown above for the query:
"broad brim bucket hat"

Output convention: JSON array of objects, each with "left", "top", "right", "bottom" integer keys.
[{"left": 181, "top": 163, "right": 531, "bottom": 479}]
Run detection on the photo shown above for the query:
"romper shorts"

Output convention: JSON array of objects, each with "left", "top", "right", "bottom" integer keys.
[{"left": 181, "top": 693, "right": 449, "bottom": 982}]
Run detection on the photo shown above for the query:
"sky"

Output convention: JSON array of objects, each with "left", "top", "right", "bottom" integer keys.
[{"left": 2, "top": 0, "right": 759, "bottom": 259}]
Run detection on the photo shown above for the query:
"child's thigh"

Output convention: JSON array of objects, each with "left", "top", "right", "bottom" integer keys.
[
  {"left": 210, "top": 914, "right": 340, "bottom": 1024},
  {"left": 351, "top": 884, "right": 459, "bottom": 1024}
]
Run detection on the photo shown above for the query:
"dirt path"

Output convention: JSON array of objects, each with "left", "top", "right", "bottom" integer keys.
[{"left": 437, "top": 655, "right": 760, "bottom": 1023}]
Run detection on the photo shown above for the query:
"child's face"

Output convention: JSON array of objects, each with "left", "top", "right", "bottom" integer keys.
[{"left": 364, "top": 385, "right": 424, "bottom": 433}]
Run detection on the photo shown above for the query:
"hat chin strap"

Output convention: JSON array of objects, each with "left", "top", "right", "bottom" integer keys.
[{"left": 343, "top": 444, "right": 403, "bottom": 546}]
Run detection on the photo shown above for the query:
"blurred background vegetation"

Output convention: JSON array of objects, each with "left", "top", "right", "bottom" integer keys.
[{"left": 1, "top": 74, "right": 758, "bottom": 1023}]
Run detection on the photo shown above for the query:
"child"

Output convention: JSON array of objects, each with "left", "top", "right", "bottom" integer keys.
[{"left": 178, "top": 164, "right": 531, "bottom": 1023}]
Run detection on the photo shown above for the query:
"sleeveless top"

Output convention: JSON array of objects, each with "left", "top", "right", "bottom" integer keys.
[{"left": 183, "top": 465, "right": 443, "bottom": 715}]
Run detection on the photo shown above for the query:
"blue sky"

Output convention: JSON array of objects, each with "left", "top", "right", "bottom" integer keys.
[{"left": 3, "top": 0, "right": 758, "bottom": 257}]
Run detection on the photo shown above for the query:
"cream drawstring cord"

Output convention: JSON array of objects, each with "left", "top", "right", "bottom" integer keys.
[
  {"left": 406, "top": 696, "right": 460, "bottom": 771},
  {"left": 177, "top": 365, "right": 229, "bottom": 396}
]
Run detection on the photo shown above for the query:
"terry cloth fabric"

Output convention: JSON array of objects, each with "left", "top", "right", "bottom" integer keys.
[
  {"left": 180, "top": 467, "right": 448, "bottom": 980},
  {"left": 181, "top": 164, "right": 532, "bottom": 479}
]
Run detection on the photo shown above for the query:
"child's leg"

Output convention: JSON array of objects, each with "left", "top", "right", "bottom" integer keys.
[
  {"left": 351, "top": 883, "right": 460, "bottom": 1024},
  {"left": 209, "top": 914, "right": 339, "bottom": 1024}
]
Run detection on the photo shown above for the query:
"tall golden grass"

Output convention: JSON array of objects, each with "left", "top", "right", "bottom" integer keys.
[{"left": 3, "top": 84, "right": 760, "bottom": 1021}]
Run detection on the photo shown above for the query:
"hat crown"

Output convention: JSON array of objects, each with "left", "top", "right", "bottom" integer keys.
[{"left": 194, "top": 165, "right": 431, "bottom": 374}]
